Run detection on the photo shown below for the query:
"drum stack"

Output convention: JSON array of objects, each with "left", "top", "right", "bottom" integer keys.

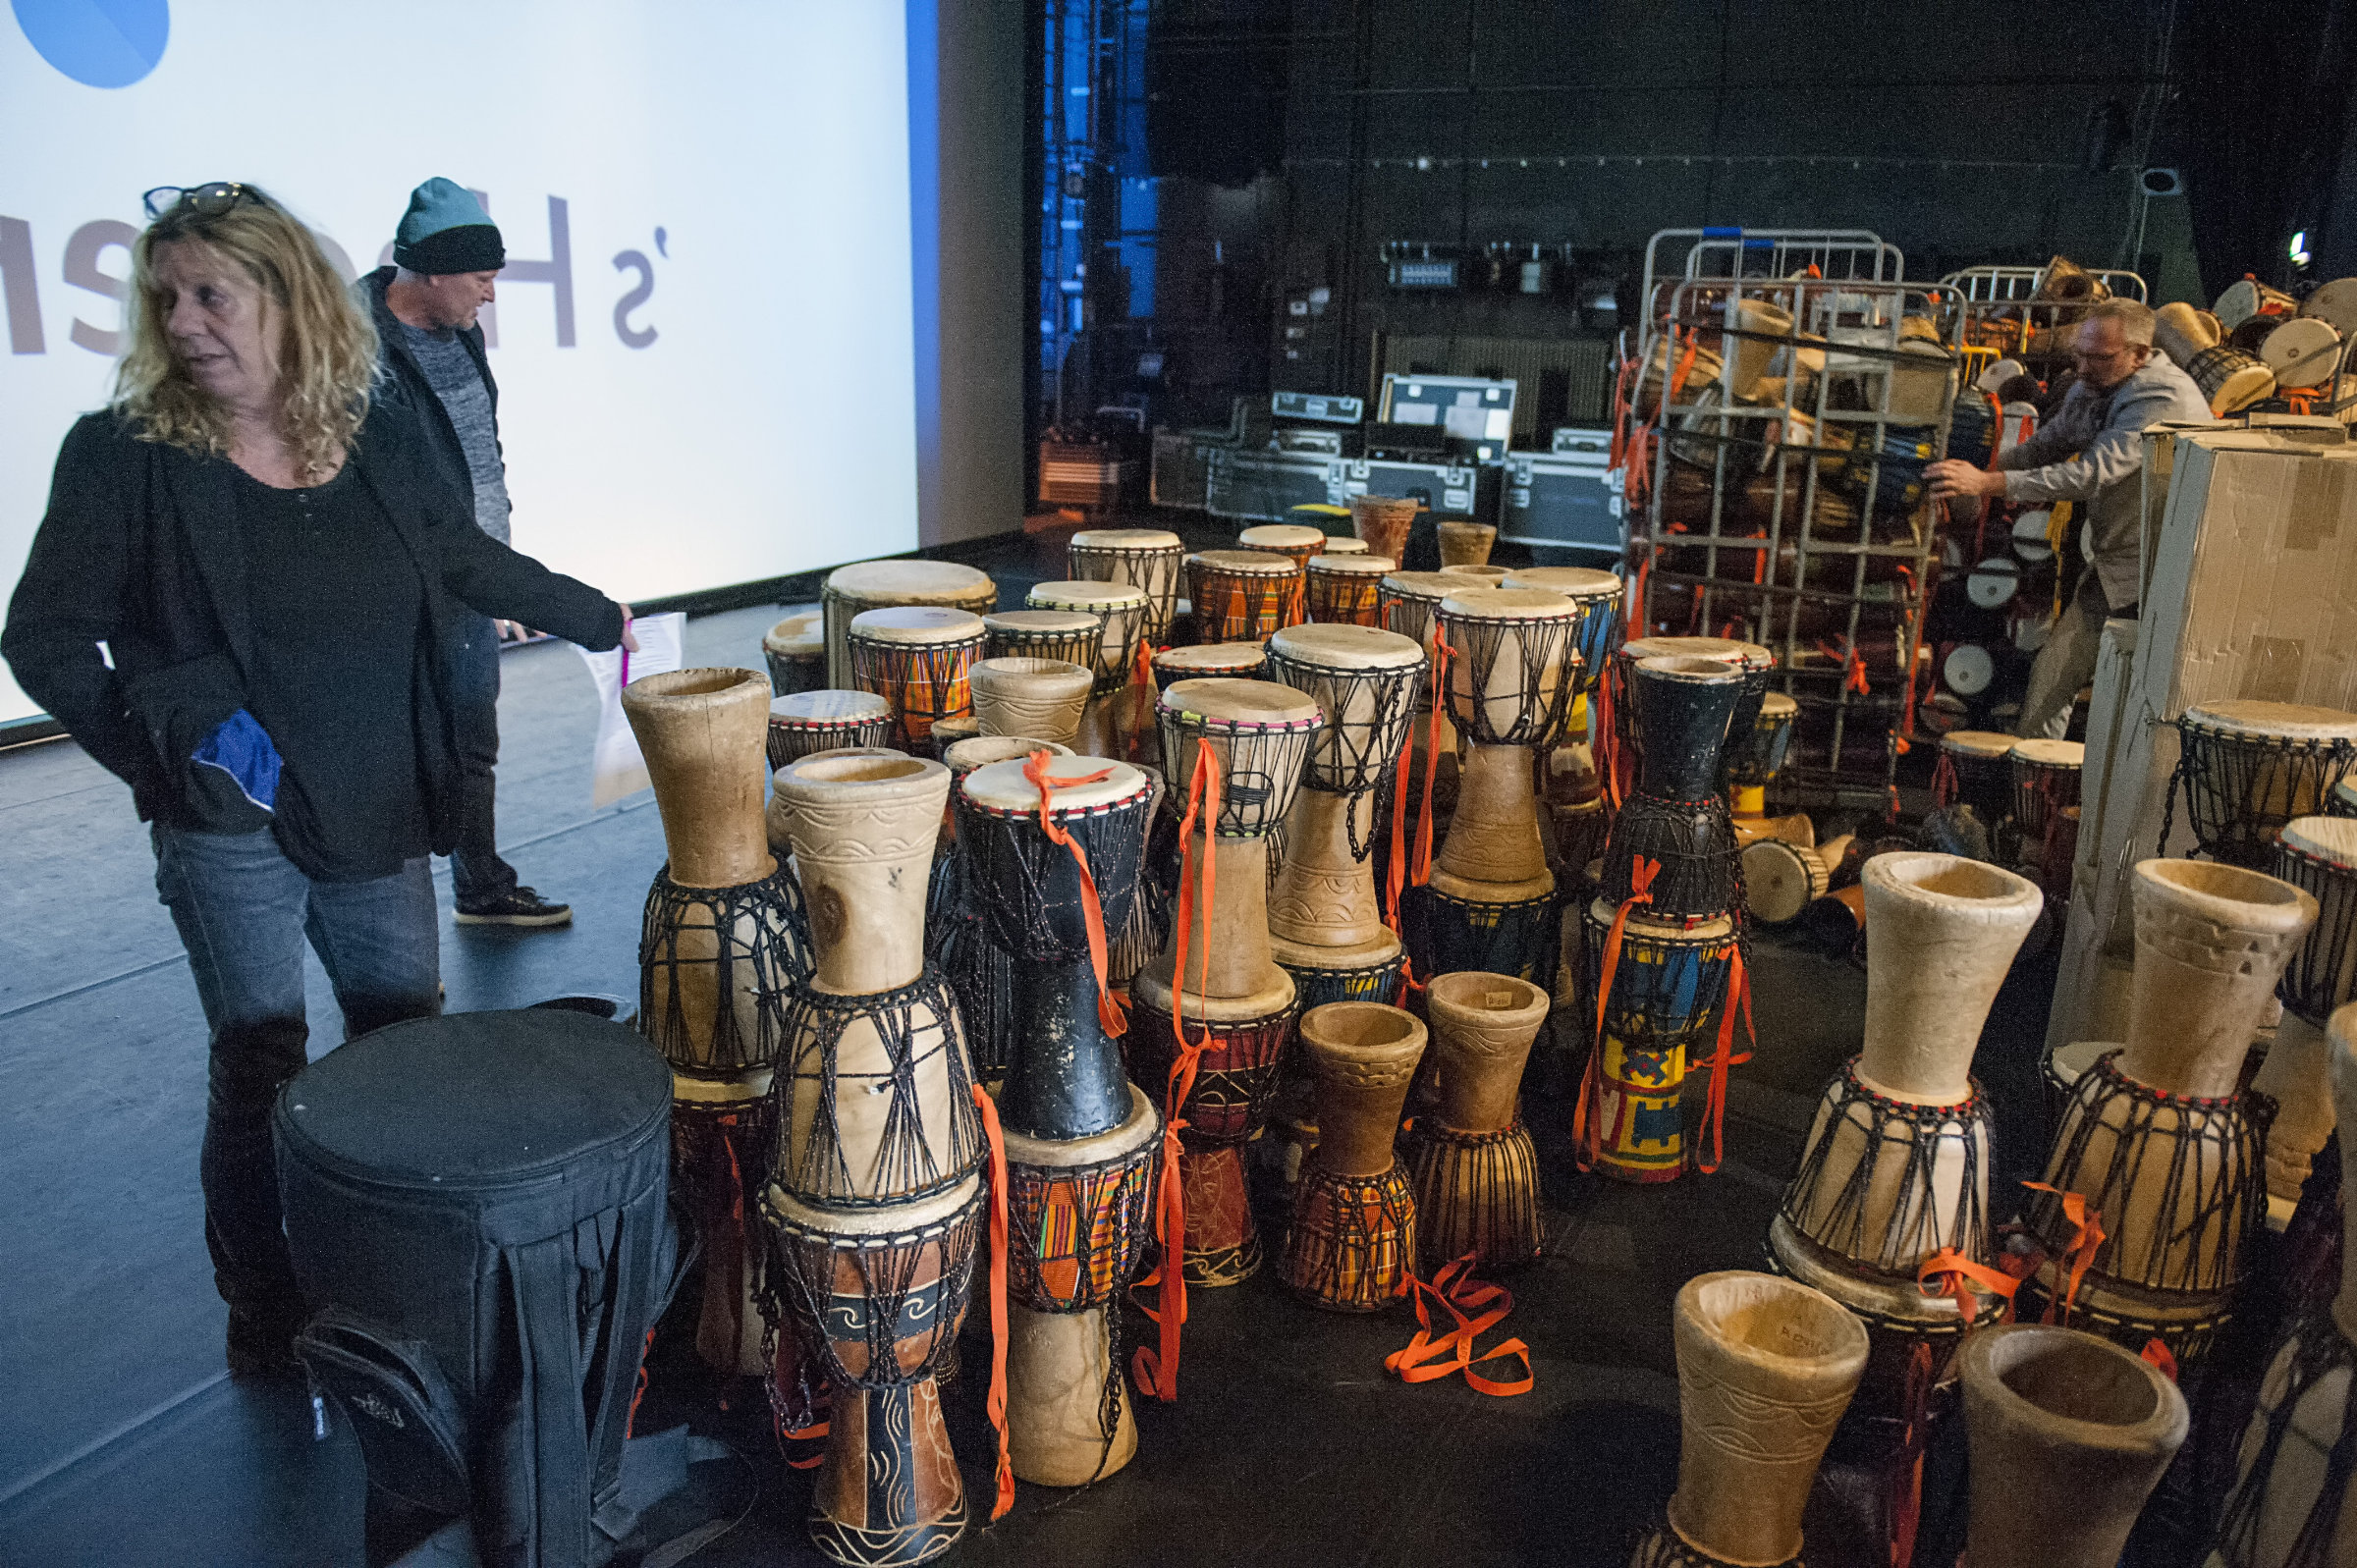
[
  {"left": 956, "top": 754, "right": 1162, "bottom": 1487},
  {"left": 621, "top": 669, "right": 812, "bottom": 1379},
  {"left": 821, "top": 560, "right": 997, "bottom": 689},
  {"left": 848, "top": 606, "right": 988, "bottom": 752},
  {"left": 1127, "top": 679, "right": 1321, "bottom": 1285},
  {"left": 1411, "top": 586, "right": 1583, "bottom": 983},
  {"left": 764, "top": 749, "right": 987, "bottom": 1565},
  {"left": 1576, "top": 655, "right": 1747, "bottom": 1182},
  {"left": 1068, "top": 527, "right": 1186, "bottom": 646},
  {"left": 1026, "top": 578, "right": 1155, "bottom": 758}
]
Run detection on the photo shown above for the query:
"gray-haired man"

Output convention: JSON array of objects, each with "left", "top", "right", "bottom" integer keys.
[
  {"left": 360, "top": 178, "right": 570, "bottom": 926},
  {"left": 1928, "top": 297, "right": 2215, "bottom": 739}
]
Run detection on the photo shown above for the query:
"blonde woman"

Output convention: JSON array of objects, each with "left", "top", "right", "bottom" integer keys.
[{"left": 1, "top": 183, "right": 636, "bottom": 1377}]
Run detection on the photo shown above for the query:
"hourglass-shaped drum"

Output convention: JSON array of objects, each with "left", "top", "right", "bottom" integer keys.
[{"left": 1127, "top": 679, "right": 1320, "bottom": 1284}]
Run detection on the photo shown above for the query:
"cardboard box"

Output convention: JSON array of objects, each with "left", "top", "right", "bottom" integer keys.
[{"left": 2051, "top": 424, "right": 2357, "bottom": 1049}]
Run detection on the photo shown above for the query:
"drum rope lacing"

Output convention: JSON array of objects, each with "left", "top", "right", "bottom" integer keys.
[
  {"left": 2159, "top": 716, "right": 2357, "bottom": 865},
  {"left": 2209, "top": 1302, "right": 2357, "bottom": 1568},
  {"left": 1778, "top": 1060, "right": 1993, "bottom": 1276},
  {"left": 2276, "top": 832, "right": 2357, "bottom": 1024},
  {"left": 1383, "top": 631, "right": 1455, "bottom": 996},
  {"left": 775, "top": 965, "right": 984, "bottom": 1206},
  {"left": 637, "top": 863, "right": 810, "bottom": 1076},
  {"left": 1287, "top": 1164, "right": 1416, "bottom": 1312}
]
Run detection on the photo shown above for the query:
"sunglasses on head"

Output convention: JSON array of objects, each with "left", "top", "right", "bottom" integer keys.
[{"left": 142, "top": 183, "right": 262, "bottom": 220}]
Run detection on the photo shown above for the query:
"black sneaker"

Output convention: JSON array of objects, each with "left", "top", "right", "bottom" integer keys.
[
  {"left": 455, "top": 887, "right": 574, "bottom": 927},
  {"left": 226, "top": 1308, "right": 303, "bottom": 1379}
]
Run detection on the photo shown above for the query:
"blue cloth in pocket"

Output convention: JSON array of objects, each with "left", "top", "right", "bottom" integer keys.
[{"left": 192, "top": 709, "right": 282, "bottom": 812}]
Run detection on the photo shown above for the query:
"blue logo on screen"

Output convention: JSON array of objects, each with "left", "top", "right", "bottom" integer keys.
[{"left": 13, "top": 0, "right": 169, "bottom": 87}]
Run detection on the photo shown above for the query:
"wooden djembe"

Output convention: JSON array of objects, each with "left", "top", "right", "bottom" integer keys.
[
  {"left": 2251, "top": 817, "right": 2357, "bottom": 1207},
  {"left": 1026, "top": 578, "right": 1155, "bottom": 760},
  {"left": 762, "top": 749, "right": 986, "bottom": 1566},
  {"left": 621, "top": 669, "right": 812, "bottom": 1379},
  {"left": 1400, "top": 970, "right": 1551, "bottom": 1271},
  {"left": 1069, "top": 527, "right": 1184, "bottom": 644},
  {"left": 1280, "top": 1001, "right": 1426, "bottom": 1311},
  {"left": 971, "top": 656, "right": 1095, "bottom": 750},
  {"left": 1126, "top": 678, "right": 1320, "bottom": 1285},
  {"left": 821, "top": 559, "right": 996, "bottom": 689}
]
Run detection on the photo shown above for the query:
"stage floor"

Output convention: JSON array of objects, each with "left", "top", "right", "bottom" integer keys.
[{"left": 0, "top": 519, "right": 2057, "bottom": 1567}]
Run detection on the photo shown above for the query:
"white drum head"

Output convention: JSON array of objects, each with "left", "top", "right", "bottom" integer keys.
[
  {"left": 1306, "top": 554, "right": 1394, "bottom": 578},
  {"left": 1622, "top": 634, "right": 1744, "bottom": 666},
  {"left": 1743, "top": 838, "right": 1826, "bottom": 925},
  {"left": 2012, "top": 511, "right": 2055, "bottom": 560},
  {"left": 827, "top": 559, "right": 992, "bottom": 603},
  {"left": 2300, "top": 278, "right": 2357, "bottom": 337},
  {"left": 1267, "top": 623, "right": 1424, "bottom": 672},
  {"left": 1318, "top": 536, "right": 1371, "bottom": 555},
  {"left": 1029, "top": 579, "right": 1151, "bottom": 612},
  {"left": 2215, "top": 279, "right": 2268, "bottom": 331},
  {"left": 1071, "top": 527, "right": 1182, "bottom": 553},
  {"left": 1761, "top": 691, "right": 1799, "bottom": 720},
  {"left": 1379, "top": 570, "right": 1463, "bottom": 605},
  {"left": 849, "top": 606, "right": 987, "bottom": 645},
  {"left": 985, "top": 610, "right": 1100, "bottom": 637},
  {"left": 1942, "top": 729, "right": 2016, "bottom": 761},
  {"left": 773, "top": 689, "right": 891, "bottom": 724},
  {"left": 2010, "top": 737, "right": 2084, "bottom": 769},
  {"left": 765, "top": 614, "right": 824, "bottom": 655},
  {"left": 2282, "top": 815, "right": 2357, "bottom": 868},
  {"left": 1238, "top": 524, "right": 1325, "bottom": 551},
  {"left": 2183, "top": 699, "right": 2357, "bottom": 742},
  {"left": 1438, "top": 587, "right": 1577, "bottom": 623},
  {"left": 2261, "top": 317, "right": 2341, "bottom": 388},
  {"left": 1966, "top": 558, "right": 2020, "bottom": 609},
  {"left": 1160, "top": 676, "right": 1322, "bottom": 729},
  {"left": 963, "top": 755, "right": 1149, "bottom": 814},
  {"left": 943, "top": 734, "right": 1069, "bottom": 776},
  {"left": 1500, "top": 567, "right": 1621, "bottom": 603},
  {"left": 1189, "top": 549, "right": 1296, "bottom": 578},
  {"left": 1155, "top": 642, "right": 1265, "bottom": 675},
  {"left": 1944, "top": 645, "right": 1995, "bottom": 697}
]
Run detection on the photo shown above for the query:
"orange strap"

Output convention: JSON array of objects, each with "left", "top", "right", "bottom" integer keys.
[
  {"left": 1131, "top": 738, "right": 1223, "bottom": 1403},
  {"left": 1596, "top": 650, "right": 1624, "bottom": 811},
  {"left": 1384, "top": 1254, "right": 1533, "bottom": 1396},
  {"left": 1125, "top": 638, "right": 1159, "bottom": 761},
  {"left": 2023, "top": 1181, "right": 2106, "bottom": 1326},
  {"left": 1890, "top": 1338, "right": 1938, "bottom": 1568},
  {"left": 1022, "top": 749, "right": 1128, "bottom": 1037},
  {"left": 1573, "top": 855, "right": 1660, "bottom": 1172},
  {"left": 1916, "top": 1247, "right": 2021, "bottom": 1329},
  {"left": 1691, "top": 944, "right": 1754, "bottom": 1175},
  {"left": 2141, "top": 1337, "right": 2178, "bottom": 1381},
  {"left": 970, "top": 1085, "right": 1014, "bottom": 1519}
]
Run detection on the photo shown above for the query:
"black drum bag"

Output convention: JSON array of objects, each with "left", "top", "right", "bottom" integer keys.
[{"left": 276, "top": 1010, "right": 682, "bottom": 1568}]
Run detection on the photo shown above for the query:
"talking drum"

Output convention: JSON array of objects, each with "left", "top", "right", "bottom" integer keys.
[
  {"left": 1281, "top": 1002, "right": 1427, "bottom": 1311},
  {"left": 1127, "top": 679, "right": 1320, "bottom": 1284},
  {"left": 1400, "top": 972, "right": 1550, "bottom": 1271},
  {"left": 970, "top": 657, "right": 1095, "bottom": 751},
  {"left": 622, "top": 668, "right": 813, "bottom": 1377},
  {"left": 984, "top": 609, "right": 1103, "bottom": 671},
  {"left": 761, "top": 1176, "right": 984, "bottom": 1566},
  {"left": 1303, "top": 553, "right": 1396, "bottom": 627},
  {"left": 848, "top": 607, "right": 987, "bottom": 749},
  {"left": 2026, "top": 859, "right": 2318, "bottom": 1361},
  {"left": 926, "top": 737, "right": 1072, "bottom": 1083},
  {"left": 768, "top": 690, "right": 894, "bottom": 772},
  {"left": 1936, "top": 730, "right": 2020, "bottom": 828},
  {"left": 2168, "top": 700, "right": 2357, "bottom": 866},
  {"left": 1262, "top": 624, "right": 1425, "bottom": 1009},
  {"left": 1069, "top": 527, "right": 1186, "bottom": 642},
  {"left": 1151, "top": 641, "right": 1265, "bottom": 689},
  {"left": 765, "top": 612, "right": 827, "bottom": 697},
  {"left": 1630, "top": 1272, "right": 1867, "bottom": 1568},
  {"left": 822, "top": 560, "right": 996, "bottom": 690},
  {"left": 2009, "top": 737, "right": 2085, "bottom": 846},
  {"left": 1186, "top": 549, "right": 1302, "bottom": 642},
  {"left": 2207, "top": 1001, "right": 2357, "bottom": 1568},
  {"left": 1417, "top": 588, "right": 1582, "bottom": 979},
  {"left": 1237, "top": 522, "right": 1326, "bottom": 570},
  {"left": 1742, "top": 838, "right": 1829, "bottom": 927},
  {"left": 1770, "top": 856, "right": 2043, "bottom": 1341},
  {"left": 1600, "top": 656, "right": 1745, "bottom": 921},
  {"left": 2250, "top": 816, "right": 2357, "bottom": 1204},
  {"left": 762, "top": 746, "right": 988, "bottom": 1565},
  {"left": 1349, "top": 493, "right": 1421, "bottom": 565},
  {"left": 1576, "top": 903, "right": 1739, "bottom": 1182},
  {"left": 957, "top": 755, "right": 1161, "bottom": 1485}
]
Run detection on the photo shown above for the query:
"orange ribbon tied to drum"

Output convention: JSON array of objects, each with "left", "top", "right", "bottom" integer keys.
[
  {"left": 2022, "top": 1181, "right": 2106, "bottom": 1328},
  {"left": 969, "top": 1084, "right": 1014, "bottom": 1519},
  {"left": 1915, "top": 1247, "right": 2021, "bottom": 1329},
  {"left": 1573, "top": 854, "right": 1660, "bottom": 1172},
  {"left": 1021, "top": 748, "right": 1127, "bottom": 1037},
  {"left": 1691, "top": 943, "right": 1755, "bottom": 1176},
  {"left": 1131, "top": 737, "right": 1223, "bottom": 1404},
  {"left": 1384, "top": 1254, "right": 1533, "bottom": 1397}
]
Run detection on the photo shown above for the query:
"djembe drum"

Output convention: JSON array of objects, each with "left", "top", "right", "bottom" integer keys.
[
  {"left": 2251, "top": 818, "right": 2357, "bottom": 1204},
  {"left": 1186, "top": 549, "right": 1300, "bottom": 642},
  {"left": 1501, "top": 566, "right": 1622, "bottom": 881},
  {"left": 822, "top": 559, "right": 996, "bottom": 689},
  {"left": 1263, "top": 624, "right": 1425, "bottom": 1010},
  {"left": 848, "top": 606, "right": 987, "bottom": 749},
  {"left": 2167, "top": 700, "right": 2357, "bottom": 867},
  {"left": 768, "top": 690, "right": 893, "bottom": 772},
  {"left": 1601, "top": 655, "right": 1745, "bottom": 920},
  {"left": 970, "top": 657, "right": 1094, "bottom": 750},
  {"left": 1959, "top": 1325, "right": 2189, "bottom": 1568},
  {"left": 1400, "top": 970, "right": 1550, "bottom": 1270},
  {"left": 1303, "top": 554, "right": 1396, "bottom": 626},
  {"left": 1437, "top": 519, "right": 1497, "bottom": 568},
  {"left": 1630, "top": 1272, "right": 1868, "bottom": 1568},
  {"left": 1319, "top": 534, "right": 1369, "bottom": 556},
  {"left": 1152, "top": 641, "right": 1265, "bottom": 689},
  {"left": 1439, "top": 564, "right": 1509, "bottom": 587},
  {"left": 1069, "top": 527, "right": 1184, "bottom": 642},
  {"left": 2333, "top": 775, "right": 2357, "bottom": 818},
  {"left": 984, "top": 609, "right": 1102, "bottom": 671},
  {"left": 1350, "top": 493, "right": 1421, "bottom": 564},
  {"left": 1414, "top": 587, "right": 1582, "bottom": 982},
  {"left": 1028, "top": 579, "right": 1155, "bottom": 759},
  {"left": 1936, "top": 730, "right": 2019, "bottom": 829},
  {"left": 1576, "top": 903, "right": 1741, "bottom": 1182},
  {"left": 957, "top": 755, "right": 1161, "bottom": 1486},
  {"left": 1237, "top": 522, "right": 1325, "bottom": 571},
  {"left": 1741, "top": 838, "right": 1831, "bottom": 928},
  {"left": 1608, "top": 636, "right": 1769, "bottom": 792},
  {"left": 2010, "top": 737, "right": 2084, "bottom": 853},
  {"left": 927, "top": 736, "right": 1072, "bottom": 1084},
  {"left": 765, "top": 612, "right": 826, "bottom": 697},
  {"left": 2210, "top": 1000, "right": 2357, "bottom": 1568},
  {"left": 1770, "top": 855, "right": 2043, "bottom": 1372},
  {"left": 622, "top": 669, "right": 812, "bottom": 1379},
  {"left": 1127, "top": 678, "right": 1320, "bottom": 1285},
  {"left": 2026, "top": 858, "right": 2319, "bottom": 1362},
  {"left": 1280, "top": 1002, "right": 1426, "bottom": 1311},
  {"left": 1381, "top": 568, "right": 1469, "bottom": 790},
  {"left": 762, "top": 747, "right": 985, "bottom": 1565},
  {"left": 1726, "top": 690, "right": 1798, "bottom": 821}
]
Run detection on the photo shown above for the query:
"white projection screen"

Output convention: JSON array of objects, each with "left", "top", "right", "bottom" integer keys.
[{"left": 0, "top": 0, "right": 939, "bottom": 726}]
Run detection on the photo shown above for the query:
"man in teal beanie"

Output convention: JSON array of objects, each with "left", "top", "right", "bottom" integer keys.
[{"left": 359, "top": 179, "right": 572, "bottom": 928}]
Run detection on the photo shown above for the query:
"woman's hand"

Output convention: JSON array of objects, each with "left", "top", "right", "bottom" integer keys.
[{"left": 619, "top": 604, "right": 640, "bottom": 653}]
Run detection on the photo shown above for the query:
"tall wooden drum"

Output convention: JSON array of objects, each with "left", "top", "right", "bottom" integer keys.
[
  {"left": 822, "top": 560, "right": 996, "bottom": 689},
  {"left": 1400, "top": 971, "right": 1550, "bottom": 1270},
  {"left": 1280, "top": 1002, "right": 1427, "bottom": 1311},
  {"left": 1069, "top": 527, "right": 1184, "bottom": 642}
]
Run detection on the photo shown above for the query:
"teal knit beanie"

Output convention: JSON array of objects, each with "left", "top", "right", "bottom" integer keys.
[{"left": 393, "top": 178, "right": 505, "bottom": 276}]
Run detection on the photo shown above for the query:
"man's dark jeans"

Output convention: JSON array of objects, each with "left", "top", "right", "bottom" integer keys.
[
  {"left": 152, "top": 824, "right": 441, "bottom": 1314},
  {"left": 450, "top": 612, "right": 520, "bottom": 903}
]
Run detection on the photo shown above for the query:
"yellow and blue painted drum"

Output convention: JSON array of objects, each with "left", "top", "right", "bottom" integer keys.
[
  {"left": 1578, "top": 901, "right": 1738, "bottom": 1182},
  {"left": 1838, "top": 424, "right": 1939, "bottom": 514},
  {"left": 1499, "top": 566, "right": 1621, "bottom": 697},
  {"left": 1405, "top": 884, "right": 1560, "bottom": 986}
]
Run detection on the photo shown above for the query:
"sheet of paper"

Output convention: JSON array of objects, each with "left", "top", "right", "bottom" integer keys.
[{"left": 575, "top": 612, "right": 687, "bottom": 809}]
